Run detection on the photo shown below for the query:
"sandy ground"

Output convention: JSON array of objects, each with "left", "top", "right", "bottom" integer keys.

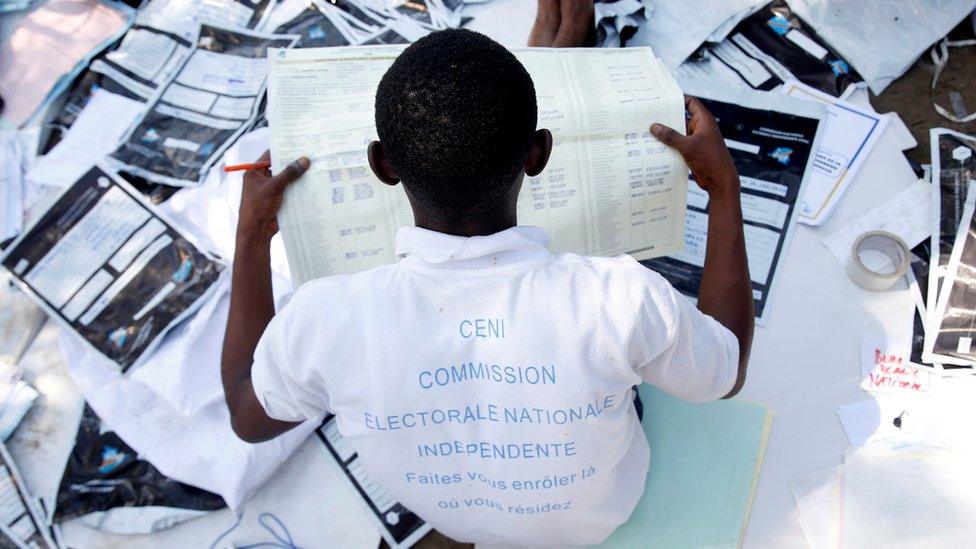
[{"left": 872, "top": 19, "right": 976, "bottom": 165}]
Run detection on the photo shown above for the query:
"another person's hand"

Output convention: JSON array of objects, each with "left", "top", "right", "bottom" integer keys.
[
  {"left": 650, "top": 97, "right": 739, "bottom": 200},
  {"left": 528, "top": 0, "right": 594, "bottom": 47},
  {"left": 238, "top": 150, "right": 310, "bottom": 243}
]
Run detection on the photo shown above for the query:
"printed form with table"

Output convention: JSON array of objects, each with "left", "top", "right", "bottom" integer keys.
[{"left": 1, "top": 0, "right": 976, "bottom": 548}]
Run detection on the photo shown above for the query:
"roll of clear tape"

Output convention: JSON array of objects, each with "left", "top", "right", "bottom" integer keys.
[{"left": 845, "top": 230, "right": 910, "bottom": 291}]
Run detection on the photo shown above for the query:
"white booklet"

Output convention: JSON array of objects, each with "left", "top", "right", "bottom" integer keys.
[
  {"left": 267, "top": 45, "right": 688, "bottom": 285},
  {"left": 781, "top": 80, "right": 887, "bottom": 226}
]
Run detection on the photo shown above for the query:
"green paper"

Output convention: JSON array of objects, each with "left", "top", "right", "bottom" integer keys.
[{"left": 596, "top": 384, "right": 773, "bottom": 549}]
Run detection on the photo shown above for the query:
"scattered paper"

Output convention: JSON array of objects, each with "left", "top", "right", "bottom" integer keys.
[
  {"left": 27, "top": 89, "right": 144, "bottom": 188},
  {"left": 836, "top": 398, "right": 923, "bottom": 447},
  {"left": 858, "top": 333, "right": 930, "bottom": 396},
  {"left": 843, "top": 445, "right": 976, "bottom": 548},
  {"left": 269, "top": 46, "right": 688, "bottom": 284},
  {"left": 0, "top": 0, "right": 132, "bottom": 126},
  {"left": 790, "top": 466, "right": 843, "bottom": 549},
  {"left": 782, "top": 80, "right": 888, "bottom": 226},
  {"left": 821, "top": 180, "right": 931, "bottom": 272}
]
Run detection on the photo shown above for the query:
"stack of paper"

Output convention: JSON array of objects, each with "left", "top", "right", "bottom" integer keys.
[
  {"left": 792, "top": 443, "right": 976, "bottom": 549},
  {"left": 598, "top": 385, "right": 772, "bottom": 548},
  {"left": 918, "top": 130, "right": 976, "bottom": 375},
  {"left": 799, "top": 358, "right": 976, "bottom": 548},
  {"left": 107, "top": 25, "right": 298, "bottom": 186}
]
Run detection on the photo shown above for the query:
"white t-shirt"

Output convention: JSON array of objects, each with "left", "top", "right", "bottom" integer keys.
[{"left": 252, "top": 226, "right": 738, "bottom": 546}]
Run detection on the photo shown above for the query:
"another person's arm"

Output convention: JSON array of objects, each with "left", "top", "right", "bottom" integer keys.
[
  {"left": 528, "top": 0, "right": 594, "bottom": 47},
  {"left": 650, "top": 97, "right": 754, "bottom": 398},
  {"left": 221, "top": 152, "right": 310, "bottom": 442}
]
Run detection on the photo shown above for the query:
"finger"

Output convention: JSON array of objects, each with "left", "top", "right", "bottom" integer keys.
[
  {"left": 245, "top": 150, "right": 272, "bottom": 177},
  {"left": 685, "top": 97, "right": 716, "bottom": 126},
  {"left": 269, "top": 157, "right": 310, "bottom": 192},
  {"left": 650, "top": 123, "right": 687, "bottom": 151}
]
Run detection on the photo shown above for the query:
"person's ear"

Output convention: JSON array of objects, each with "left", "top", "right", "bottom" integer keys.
[
  {"left": 368, "top": 141, "right": 400, "bottom": 186},
  {"left": 524, "top": 129, "right": 553, "bottom": 177}
]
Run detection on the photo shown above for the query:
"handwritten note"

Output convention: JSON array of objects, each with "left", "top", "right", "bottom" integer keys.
[
  {"left": 859, "top": 333, "right": 930, "bottom": 396},
  {"left": 822, "top": 180, "right": 932, "bottom": 272}
]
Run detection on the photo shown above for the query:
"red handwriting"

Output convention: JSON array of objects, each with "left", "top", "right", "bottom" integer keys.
[{"left": 867, "top": 349, "right": 928, "bottom": 393}]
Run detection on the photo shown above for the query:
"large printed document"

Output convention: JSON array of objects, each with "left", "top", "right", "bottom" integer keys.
[{"left": 269, "top": 46, "right": 688, "bottom": 285}]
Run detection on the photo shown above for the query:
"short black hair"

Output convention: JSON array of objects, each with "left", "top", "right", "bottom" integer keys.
[{"left": 375, "top": 29, "right": 537, "bottom": 222}]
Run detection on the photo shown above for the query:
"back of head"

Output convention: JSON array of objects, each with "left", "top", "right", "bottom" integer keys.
[{"left": 375, "top": 29, "right": 538, "bottom": 223}]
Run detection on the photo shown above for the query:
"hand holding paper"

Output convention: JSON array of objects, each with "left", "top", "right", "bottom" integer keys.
[{"left": 651, "top": 96, "right": 739, "bottom": 198}]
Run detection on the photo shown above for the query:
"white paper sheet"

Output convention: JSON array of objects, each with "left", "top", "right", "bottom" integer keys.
[
  {"left": 268, "top": 46, "right": 688, "bottom": 284},
  {"left": 839, "top": 85, "right": 917, "bottom": 152},
  {"left": 782, "top": 80, "right": 888, "bottom": 226},
  {"left": 786, "top": 0, "right": 976, "bottom": 94},
  {"left": 836, "top": 398, "right": 922, "bottom": 448},
  {"left": 790, "top": 466, "right": 843, "bottom": 549},
  {"left": 26, "top": 90, "right": 144, "bottom": 189},
  {"left": 821, "top": 180, "right": 932, "bottom": 272},
  {"left": 624, "top": 0, "right": 766, "bottom": 69},
  {"left": 842, "top": 444, "right": 976, "bottom": 548},
  {"left": 1, "top": 131, "right": 24, "bottom": 243}
]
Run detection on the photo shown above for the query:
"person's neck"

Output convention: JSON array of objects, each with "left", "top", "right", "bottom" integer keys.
[{"left": 414, "top": 208, "right": 517, "bottom": 238}]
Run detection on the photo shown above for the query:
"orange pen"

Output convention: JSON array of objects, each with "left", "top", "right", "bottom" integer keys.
[{"left": 223, "top": 161, "right": 272, "bottom": 172}]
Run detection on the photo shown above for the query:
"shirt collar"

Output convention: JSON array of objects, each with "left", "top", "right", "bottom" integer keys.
[{"left": 395, "top": 226, "right": 552, "bottom": 270}]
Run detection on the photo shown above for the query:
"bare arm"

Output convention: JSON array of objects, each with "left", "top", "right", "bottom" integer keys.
[
  {"left": 221, "top": 152, "right": 310, "bottom": 443},
  {"left": 651, "top": 97, "right": 754, "bottom": 398}
]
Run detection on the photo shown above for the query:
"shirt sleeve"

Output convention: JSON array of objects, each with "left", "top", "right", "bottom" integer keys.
[
  {"left": 634, "top": 281, "right": 740, "bottom": 403},
  {"left": 250, "top": 304, "right": 331, "bottom": 422}
]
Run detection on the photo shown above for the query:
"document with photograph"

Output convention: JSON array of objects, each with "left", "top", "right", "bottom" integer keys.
[
  {"left": 0, "top": 165, "right": 225, "bottom": 371},
  {"left": 268, "top": 46, "right": 688, "bottom": 285},
  {"left": 642, "top": 86, "right": 825, "bottom": 324}
]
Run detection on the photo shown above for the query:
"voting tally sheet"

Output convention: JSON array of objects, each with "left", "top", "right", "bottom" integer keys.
[
  {"left": 45, "top": 0, "right": 279, "bottom": 152},
  {"left": 268, "top": 46, "right": 688, "bottom": 285},
  {"left": 89, "top": 0, "right": 279, "bottom": 101},
  {"left": 642, "top": 87, "right": 825, "bottom": 325},
  {"left": 0, "top": 165, "right": 225, "bottom": 371},
  {"left": 925, "top": 180, "right": 976, "bottom": 368},
  {"left": 110, "top": 25, "right": 298, "bottom": 186},
  {"left": 926, "top": 129, "right": 976, "bottom": 344},
  {"left": 317, "top": 415, "right": 431, "bottom": 549},
  {"left": 0, "top": 441, "right": 55, "bottom": 549}
]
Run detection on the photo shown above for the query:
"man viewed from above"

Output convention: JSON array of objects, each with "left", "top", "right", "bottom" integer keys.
[{"left": 221, "top": 28, "right": 753, "bottom": 547}]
